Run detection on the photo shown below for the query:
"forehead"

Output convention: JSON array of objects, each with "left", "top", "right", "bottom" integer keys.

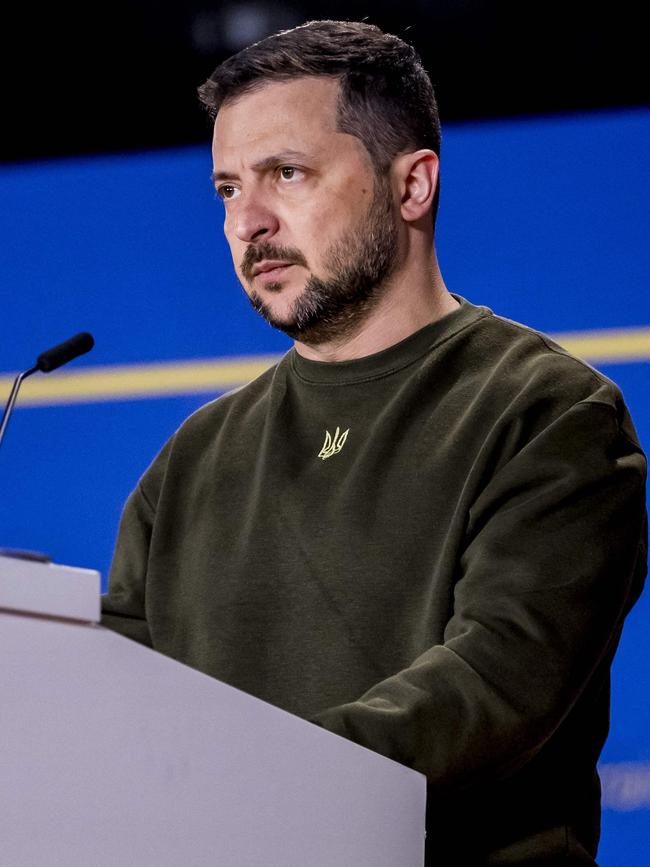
[{"left": 212, "top": 77, "right": 350, "bottom": 164}]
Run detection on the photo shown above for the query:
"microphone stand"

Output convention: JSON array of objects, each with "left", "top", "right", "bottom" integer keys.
[
  {"left": 0, "top": 366, "right": 38, "bottom": 450},
  {"left": 0, "top": 331, "right": 94, "bottom": 451}
]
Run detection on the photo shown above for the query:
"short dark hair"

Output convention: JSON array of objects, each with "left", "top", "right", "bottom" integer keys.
[{"left": 198, "top": 20, "right": 441, "bottom": 226}]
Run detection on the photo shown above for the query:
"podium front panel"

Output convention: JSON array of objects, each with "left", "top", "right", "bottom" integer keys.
[{"left": 1, "top": 610, "right": 426, "bottom": 866}]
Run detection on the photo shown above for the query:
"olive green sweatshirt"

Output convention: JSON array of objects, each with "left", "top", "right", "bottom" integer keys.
[{"left": 102, "top": 296, "right": 647, "bottom": 864}]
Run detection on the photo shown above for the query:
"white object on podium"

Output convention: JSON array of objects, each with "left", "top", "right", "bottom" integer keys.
[{"left": 1, "top": 555, "right": 426, "bottom": 866}]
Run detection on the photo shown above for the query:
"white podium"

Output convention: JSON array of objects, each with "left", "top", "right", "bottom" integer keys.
[{"left": 0, "top": 555, "right": 426, "bottom": 866}]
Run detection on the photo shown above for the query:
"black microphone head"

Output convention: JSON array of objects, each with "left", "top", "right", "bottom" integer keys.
[{"left": 36, "top": 332, "right": 95, "bottom": 373}]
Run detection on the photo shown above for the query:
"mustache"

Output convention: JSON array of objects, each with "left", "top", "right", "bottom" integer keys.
[{"left": 241, "top": 242, "right": 308, "bottom": 280}]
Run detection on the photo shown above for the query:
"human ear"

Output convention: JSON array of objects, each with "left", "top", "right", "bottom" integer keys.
[{"left": 396, "top": 150, "right": 439, "bottom": 223}]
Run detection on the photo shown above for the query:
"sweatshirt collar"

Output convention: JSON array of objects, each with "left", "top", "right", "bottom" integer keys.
[{"left": 289, "top": 294, "right": 490, "bottom": 385}]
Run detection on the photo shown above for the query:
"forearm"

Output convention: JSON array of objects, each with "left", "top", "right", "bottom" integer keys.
[{"left": 311, "top": 401, "right": 647, "bottom": 788}]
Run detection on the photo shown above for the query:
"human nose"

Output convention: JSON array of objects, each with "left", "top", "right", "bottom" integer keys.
[{"left": 231, "top": 191, "right": 280, "bottom": 243}]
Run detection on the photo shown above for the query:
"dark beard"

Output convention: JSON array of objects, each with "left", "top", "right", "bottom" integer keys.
[{"left": 244, "top": 177, "right": 399, "bottom": 345}]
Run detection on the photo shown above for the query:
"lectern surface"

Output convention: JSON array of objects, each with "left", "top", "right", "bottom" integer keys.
[{"left": 2, "top": 603, "right": 426, "bottom": 866}]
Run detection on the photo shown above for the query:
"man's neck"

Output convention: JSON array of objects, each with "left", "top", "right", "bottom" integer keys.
[{"left": 293, "top": 260, "right": 459, "bottom": 363}]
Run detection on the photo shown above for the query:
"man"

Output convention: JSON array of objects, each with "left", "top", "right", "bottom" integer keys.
[{"left": 102, "top": 20, "right": 647, "bottom": 864}]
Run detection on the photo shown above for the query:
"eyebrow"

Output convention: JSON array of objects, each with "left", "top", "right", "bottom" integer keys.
[{"left": 211, "top": 150, "right": 312, "bottom": 185}]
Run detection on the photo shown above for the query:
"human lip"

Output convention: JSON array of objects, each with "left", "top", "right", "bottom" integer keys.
[{"left": 250, "top": 260, "right": 295, "bottom": 278}]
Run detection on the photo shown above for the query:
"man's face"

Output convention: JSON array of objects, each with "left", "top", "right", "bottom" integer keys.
[{"left": 211, "top": 77, "right": 399, "bottom": 344}]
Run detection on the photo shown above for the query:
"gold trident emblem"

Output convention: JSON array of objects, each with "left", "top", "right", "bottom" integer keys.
[{"left": 318, "top": 426, "right": 350, "bottom": 460}]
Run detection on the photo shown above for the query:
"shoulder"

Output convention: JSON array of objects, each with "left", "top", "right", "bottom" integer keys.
[
  {"left": 177, "top": 352, "right": 287, "bottom": 439},
  {"left": 458, "top": 301, "right": 625, "bottom": 413},
  {"left": 136, "top": 352, "right": 288, "bottom": 504},
  {"left": 439, "top": 300, "right": 644, "bottom": 465}
]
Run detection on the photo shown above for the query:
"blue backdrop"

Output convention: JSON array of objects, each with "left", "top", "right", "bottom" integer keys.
[{"left": 1, "top": 107, "right": 648, "bottom": 862}]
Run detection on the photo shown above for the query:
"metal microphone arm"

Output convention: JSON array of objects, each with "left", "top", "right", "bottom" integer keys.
[
  {"left": 0, "top": 366, "right": 38, "bottom": 450},
  {"left": 0, "top": 332, "right": 94, "bottom": 452}
]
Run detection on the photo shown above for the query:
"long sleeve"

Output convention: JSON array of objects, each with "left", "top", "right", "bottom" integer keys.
[
  {"left": 101, "top": 434, "right": 177, "bottom": 646},
  {"left": 309, "top": 398, "right": 647, "bottom": 791},
  {"left": 100, "top": 483, "right": 155, "bottom": 648}
]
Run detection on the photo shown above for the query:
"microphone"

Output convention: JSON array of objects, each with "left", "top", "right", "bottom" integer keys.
[
  {"left": 36, "top": 332, "right": 95, "bottom": 373},
  {"left": 0, "top": 332, "right": 95, "bottom": 449}
]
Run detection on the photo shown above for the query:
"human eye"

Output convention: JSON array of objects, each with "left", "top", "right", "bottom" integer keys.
[
  {"left": 215, "top": 184, "right": 240, "bottom": 201},
  {"left": 278, "top": 165, "right": 304, "bottom": 182}
]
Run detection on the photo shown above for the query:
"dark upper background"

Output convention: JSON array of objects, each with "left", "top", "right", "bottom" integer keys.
[{"left": 3, "top": 0, "right": 648, "bottom": 163}]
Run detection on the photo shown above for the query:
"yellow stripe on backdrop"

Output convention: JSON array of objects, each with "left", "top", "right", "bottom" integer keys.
[
  {"left": 0, "top": 356, "right": 283, "bottom": 406},
  {"left": 552, "top": 327, "right": 650, "bottom": 364},
  {"left": 1, "top": 327, "right": 649, "bottom": 407}
]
